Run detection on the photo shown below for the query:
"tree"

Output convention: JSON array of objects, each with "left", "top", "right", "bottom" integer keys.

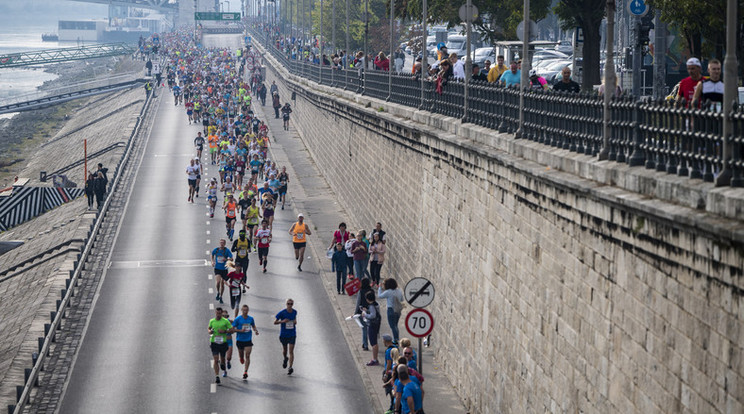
[
  {"left": 554, "top": 0, "right": 605, "bottom": 91},
  {"left": 396, "top": 0, "right": 553, "bottom": 43},
  {"left": 646, "top": 0, "right": 729, "bottom": 59},
  {"left": 305, "top": 0, "right": 390, "bottom": 53}
]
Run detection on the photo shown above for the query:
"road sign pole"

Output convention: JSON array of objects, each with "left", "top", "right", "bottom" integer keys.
[
  {"left": 418, "top": 337, "right": 423, "bottom": 375},
  {"left": 632, "top": 16, "right": 641, "bottom": 97}
]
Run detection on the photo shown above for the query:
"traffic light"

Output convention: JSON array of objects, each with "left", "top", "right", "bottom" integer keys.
[{"left": 638, "top": 11, "right": 654, "bottom": 46}]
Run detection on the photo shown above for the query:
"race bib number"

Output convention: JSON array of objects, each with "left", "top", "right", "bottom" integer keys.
[
  {"left": 239, "top": 249, "right": 247, "bottom": 256},
  {"left": 214, "top": 336, "right": 224, "bottom": 344},
  {"left": 231, "top": 288, "right": 241, "bottom": 296},
  {"left": 261, "top": 237, "right": 269, "bottom": 244},
  {"left": 243, "top": 324, "right": 250, "bottom": 332},
  {"left": 285, "top": 320, "right": 295, "bottom": 329},
  {"left": 217, "top": 256, "right": 226, "bottom": 263},
  {"left": 296, "top": 232, "right": 304, "bottom": 240}
]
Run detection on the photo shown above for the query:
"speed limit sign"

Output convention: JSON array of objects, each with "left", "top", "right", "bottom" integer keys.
[{"left": 405, "top": 308, "right": 434, "bottom": 338}]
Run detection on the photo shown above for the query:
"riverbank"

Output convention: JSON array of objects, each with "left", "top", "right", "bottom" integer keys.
[{"left": 0, "top": 55, "right": 143, "bottom": 188}]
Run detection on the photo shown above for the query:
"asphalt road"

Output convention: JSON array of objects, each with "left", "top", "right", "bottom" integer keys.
[{"left": 58, "top": 34, "right": 373, "bottom": 414}]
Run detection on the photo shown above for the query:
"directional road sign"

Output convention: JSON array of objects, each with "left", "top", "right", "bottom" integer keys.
[
  {"left": 404, "top": 277, "right": 435, "bottom": 308},
  {"left": 195, "top": 12, "right": 241, "bottom": 21},
  {"left": 627, "top": 0, "right": 649, "bottom": 17},
  {"left": 405, "top": 308, "right": 434, "bottom": 338}
]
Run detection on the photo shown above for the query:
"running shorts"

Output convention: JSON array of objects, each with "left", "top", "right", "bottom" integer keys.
[
  {"left": 210, "top": 342, "right": 228, "bottom": 356},
  {"left": 279, "top": 336, "right": 296, "bottom": 346},
  {"left": 258, "top": 247, "right": 269, "bottom": 257},
  {"left": 226, "top": 215, "right": 236, "bottom": 224},
  {"left": 215, "top": 268, "right": 229, "bottom": 280},
  {"left": 188, "top": 179, "right": 197, "bottom": 187},
  {"left": 293, "top": 242, "right": 306, "bottom": 250},
  {"left": 236, "top": 340, "right": 254, "bottom": 349}
]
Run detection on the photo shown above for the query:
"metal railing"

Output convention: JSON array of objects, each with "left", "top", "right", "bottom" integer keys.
[
  {"left": 0, "top": 73, "right": 140, "bottom": 108},
  {"left": 8, "top": 87, "right": 155, "bottom": 414},
  {"left": 248, "top": 26, "right": 743, "bottom": 187}
]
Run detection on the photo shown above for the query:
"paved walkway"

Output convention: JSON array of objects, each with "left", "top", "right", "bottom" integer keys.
[{"left": 255, "top": 69, "right": 468, "bottom": 414}]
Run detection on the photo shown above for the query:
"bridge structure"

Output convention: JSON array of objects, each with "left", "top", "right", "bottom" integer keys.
[
  {"left": 69, "top": 0, "right": 178, "bottom": 13},
  {"left": 0, "top": 44, "right": 136, "bottom": 69},
  {"left": 0, "top": 74, "right": 146, "bottom": 115}
]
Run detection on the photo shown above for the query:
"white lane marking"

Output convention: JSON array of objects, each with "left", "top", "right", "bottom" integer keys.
[
  {"left": 209, "top": 288, "right": 214, "bottom": 294},
  {"left": 206, "top": 250, "right": 210, "bottom": 255},
  {"left": 206, "top": 230, "right": 211, "bottom": 235},
  {"left": 206, "top": 239, "right": 211, "bottom": 244},
  {"left": 209, "top": 303, "right": 214, "bottom": 310},
  {"left": 210, "top": 384, "right": 216, "bottom": 393},
  {"left": 206, "top": 220, "right": 210, "bottom": 225},
  {"left": 208, "top": 274, "right": 213, "bottom": 280}
]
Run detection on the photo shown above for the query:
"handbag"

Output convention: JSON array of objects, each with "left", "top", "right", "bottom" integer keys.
[
  {"left": 326, "top": 247, "right": 334, "bottom": 259},
  {"left": 344, "top": 277, "right": 361, "bottom": 296}
]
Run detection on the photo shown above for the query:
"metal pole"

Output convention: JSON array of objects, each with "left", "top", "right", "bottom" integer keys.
[
  {"left": 418, "top": 337, "right": 423, "bottom": 375},
  {"left": 516, "top": 0, "right": 529, "bottom": 138},
  {"left": 320, "top": 0, "right": 323, "bottom": 82},
  {"left": 652, "top": 13, "right": 667, "bottom": 100},
  {"left": 631, "top": 16, "right": 641, "bottom": 97},
  {"left": 716, "top": 0, "right": 739, "bottom": 186},
  {"left": 387, "top": 0, "right": 393, "bottom": 101},
  {"left": 599, "top": 0, "right": 616, "bottom": 160},
  {"left": 420, "top": 0, "right": 427, "bottom": 109},
  {"left": 463, "top": 0, "right": 472, "bottom": 122},
  {"left": 84, "top": 139, "right": 87, "bottom": 184},
  {"left": 345, "top": 0, "right": 349, "bottom": 88},
  {"left": 332, "top": 0, "right": 336, "bottom": 55},
  {"left": 363, "top": 0, "right": 369, "bottom": 91}
]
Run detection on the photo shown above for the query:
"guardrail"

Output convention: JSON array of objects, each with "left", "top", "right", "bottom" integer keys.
[
  {"left": 248, "top": 26, "right": 743, "bottom": 187},
  {"left": 8, "top": 83, "right": 155, "bottom": 414}
]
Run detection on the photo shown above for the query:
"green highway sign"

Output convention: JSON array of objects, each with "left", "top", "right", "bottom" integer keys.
[{"left": 195, "top": 12, "right": 241, "bottom": 21}]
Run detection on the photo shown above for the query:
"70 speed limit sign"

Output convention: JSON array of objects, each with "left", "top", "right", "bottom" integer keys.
[{"left": 405, "top": 308, "right": 434, "bottom": 338}]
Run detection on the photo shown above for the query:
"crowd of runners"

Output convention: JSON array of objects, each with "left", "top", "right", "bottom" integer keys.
[{"left": 147, "top": 27, "right": 424, "bottom": 414}]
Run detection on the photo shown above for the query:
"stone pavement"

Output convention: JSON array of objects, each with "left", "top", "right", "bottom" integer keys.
[{"left": 254, "top": 72, "right": 468, "bottom": 414}]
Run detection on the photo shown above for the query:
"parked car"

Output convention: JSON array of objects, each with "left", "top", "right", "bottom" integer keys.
[{"left": 536, "top": 59, "right": 572, "bottom": 82}]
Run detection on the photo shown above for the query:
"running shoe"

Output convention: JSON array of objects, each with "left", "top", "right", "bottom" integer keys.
[
  {"left": 222, "top": 370, "right": 227, "bottom": 377},
  {"left": 297, "top": 266, "right": 302, "bottom": 272},
  {"left": 243, "top": 372, "right": 248, "bottom": 380},
  {"left": 282, "top": 356, "right": 288, "bottom": 368},
  {"left": 287, "top": 367, "right": 293, "bottom": 375},
  {"left": 227, "top": 361, "right": 232, "bottom": 370},
  {"left": 366, "top": 360, "right": 379, "bottom": 366},
  {"left": 219, "top": 297, "right": 224, "bottom": 304},
  {"left": 220, "top": 363, "right": 226, "bottom": 371},
  {"left": 216, "top": 294, "right": 220, "bottom": 300},
  {"left": 263, "top": 267, "right": 267, "bottom": 273},
  {"left": 216, "top": 376, "right": 221, "bottom": 384}
]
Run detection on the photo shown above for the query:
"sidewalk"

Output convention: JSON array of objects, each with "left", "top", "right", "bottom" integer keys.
[{"left": 253, "top": 72, "right": 468, "bottom": 413}]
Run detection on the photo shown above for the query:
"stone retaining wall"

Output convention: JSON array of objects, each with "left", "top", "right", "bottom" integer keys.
[{"left": 260, "top": 47, "right": 744, "bottom": 414}]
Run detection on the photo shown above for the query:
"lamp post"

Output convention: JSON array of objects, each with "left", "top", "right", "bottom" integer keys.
[
  {"left": 387, "top": 0, "right": 394, "bottom": 101},
  {"left": 419, "top": 0, "right": 427, "bottom": 109},
  {"left": 598, "top": 0, "right": 616, "bottom": 160},
  {"left": 320, "top": 0, "right": 324, "bottom": 83},
  {"left": 516, "top": 0, "right": 530, "bottom": 138},
  {"left": 345, "top": 0, "right": 349, "bottom": 89},
  {"left": 363, "top": 0, "right": 369, "bottom": 92},
  {"left": 716, "top": 0, "right": 740, "bottom": 186}
]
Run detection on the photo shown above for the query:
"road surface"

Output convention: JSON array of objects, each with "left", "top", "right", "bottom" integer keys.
[{"left": 58, "top": 34, "right": 373, "bottom": 414}]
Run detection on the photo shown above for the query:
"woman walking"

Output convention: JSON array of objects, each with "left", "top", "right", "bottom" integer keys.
[
  {"left": 378, "top": 278, "right": 404, "bottom": 343},
  {"left": 368, "top": 232, "right": 386, "bottom": 286}
]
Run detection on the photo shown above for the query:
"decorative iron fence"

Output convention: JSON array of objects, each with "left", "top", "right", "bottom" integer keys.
[{"left": 248, "top": 26, "right": 743, "bottom": 187}]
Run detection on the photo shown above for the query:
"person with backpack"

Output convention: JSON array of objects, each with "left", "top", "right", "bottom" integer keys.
[
  {"left": 354, "top": 277, "right": 373, "bottom": 350},
  {"left": 361, "top": 291, "right": 382, "bottom": 366},
  {"left": 378, "top": 278, "right": 404, "bottom": 343}
]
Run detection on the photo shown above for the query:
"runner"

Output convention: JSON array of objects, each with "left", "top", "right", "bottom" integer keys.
[
  {"left": 289, "top": 213, "right": 311, "bottom": 272},
  {"left": 186, "top": 158, "right": 199, "bottom": 203},
  {"left": 255, "top": 219, "right": 272, "bottom": 273},
  {"left": 277, "top": 166, "right": 289, "bottom": 210},
  {"left": 223, "top": 193, "right": 238, "bottom": 241},
  {"left": 194, "top": 158, "right": 203, "bottom": 198},
  {"left": 244, "top": 197, "right": 261, "bottom": 246},
  {"left": 185, "top": 99, "right": 194, "bottom": 123},
  {"left": 226, "top": 261, "right": 248, "bottom": 317},
  {"left": 274, "top": 298, "right": 298, "bottom": 375},
  {"left": 232, "top": 304, "right": 259, "bottom": 380},
  {"left": 206, "top": 178, "right": 218, "bottom": 218},
  {"left": 208, "top": 307, "right": 232, "bottom": 384},
  {"left": 281, "top": 102, "right": 292, "bottom": 131},
  {"left": 231, "top": 229, "right": 252, "bottom": 280},
  {"left": 211, "top": 239, "right": 233, "bottom": 304},
  {"left": 194, "top": 131, "right": 205, "bottom": 159},
  {"left": 208, "top": 132, "right": 219, "bottom": 165},
  {"left": 221, "top": 308, "right": 235, "bottom": 374}
]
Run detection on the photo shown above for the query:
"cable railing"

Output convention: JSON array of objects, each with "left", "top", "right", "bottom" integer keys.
[{"left": 248, "top": 25, "right": 743, "bottom": 187}]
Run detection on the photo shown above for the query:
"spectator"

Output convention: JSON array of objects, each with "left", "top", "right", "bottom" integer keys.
[
  {"left": 500, "top": 60, "right": 521, "bottom": 87},
  {"left": 452, "top": 53, "right": 465, "bottom": 80},
  {"left": 93, "top": 171, "right": 107, "bottom": 209},
  {"left": 361, "top": 291, "right": 382, "bottom": 366},
  {"left": 257, "top": 82, "right": 267, "bottom": 106},
  {"left": 399, "top": 337, "right": 417, "bottom": 368},
  {"left": 488, "top": 55, "right": 508, "bottom": 83},
  {"left": 360, "top": 229, "right": 372, "bottom": 280},
  {"left": 378, "top": 278, "right": 404, "bottom": 343},
  {"left": 676, "top": 57, "right": 704, "bottom": 106},
  {"left": 397, "top": 364, "right": 424, "bottom": 414},
  {"left": 553, "top": 66, "right": 580, "bottom": 93},
  {"left": 472, "top": 64, "right": 488, "bottom": 82},
  {"left": 97, "top": 163, "right": 108, "bottom": 183},
  {"left": 369, "top": 233, "right": 386, "bottom": 286},
  {"left": 394, "top": 48, "right": 405, "bottom": 73},
  {"left": 330, "top": 222, "right": 351, "bottom": 249},
  {"left": 351, "top": 232, "right": 368, "bottom": 280},
  {"left": 374, "top": 52, "right": 390, "bottom": 71},
  {"left": 331, "top": 243, "right": 347, "bottom": 294},
  {"left": 528, "top": 69, "right": 549, "bottom": 91},
  {"left": 354, "top": 277, "right": 374, "bottom": 351},
  {"left": 345, "top": 232, "right": 356, "bottom": 277},
  {"left": 84, "top": 172, "right": 95, "bottom": 210},
  {"left": 481, "top": 59, "right": 492, "bottom": 77},
  {"left": 369, "top": 222, "right": 385, "bottom": 242},
  {"left": 692, "top": 58, "right": 723, "bottom": 109}
]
